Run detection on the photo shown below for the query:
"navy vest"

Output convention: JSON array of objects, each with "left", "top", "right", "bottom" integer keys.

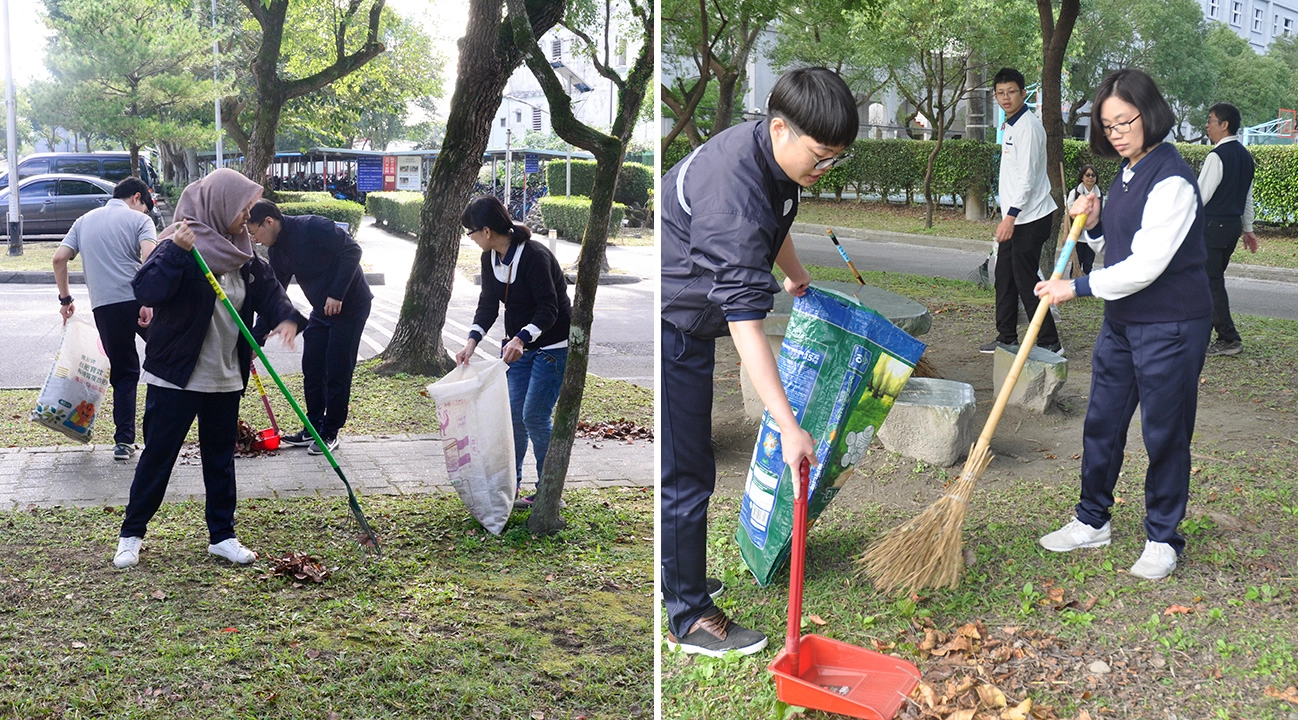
[
  {"left": 1202, "top": 140, "right": 1254, "bottom": 222},
  {"left": 1100, "top": 143, "right": 1211, "bottom": 325}
]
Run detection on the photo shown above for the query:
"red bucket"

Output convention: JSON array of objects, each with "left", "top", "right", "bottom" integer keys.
[{"left": 251, "top": 428, "right": 280, "bottom": 451}]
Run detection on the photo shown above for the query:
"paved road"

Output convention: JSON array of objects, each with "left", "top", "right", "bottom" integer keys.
[
  {"left": 788, "top": 225, "right": 1298, "bottom": 322},
  {"left": 0, "top": 220, "right": 656, "bottom": 389}
]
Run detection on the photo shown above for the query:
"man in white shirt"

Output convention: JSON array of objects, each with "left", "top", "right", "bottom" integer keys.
[
  {"left": 53, "top": 177, "right": 157, "bottom": 460},
  {"left": 983, "top": 67, "right": 1061, "bottom": 355},
  {"left": 1197, "top": 102, "right": 1257, "bottom": 357}
]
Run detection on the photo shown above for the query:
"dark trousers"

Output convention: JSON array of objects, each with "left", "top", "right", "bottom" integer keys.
[
  {"left": 301, "top": 298, "right": 371, "bottom": 439},
  {"left": 660, "top": 321, "right": 717, "bottom": 638},
  {"left": 1204, "top": 218, "right": 1243, "bottom": 344},
  {"left": 120, "top": 385, "right": 242, "bottom": 544},
  {"left": 92, "top": 300, "right": 148, "bottom": 445},
  {"left": 994, "top": 214, "right": 1059, "bottom": 347},
  {"left": 1074, "top": 243, "right": 1096, "bottom": 275},
  {"left": 1075, "top": 316, "right": 1211, "bottom": 555}
]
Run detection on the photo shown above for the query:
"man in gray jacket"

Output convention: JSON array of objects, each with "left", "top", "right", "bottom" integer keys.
[{"left": 53, "top": 177, "right": 157, "bottom": 460}]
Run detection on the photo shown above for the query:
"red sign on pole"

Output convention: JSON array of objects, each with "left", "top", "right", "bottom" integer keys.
[{"left": 382, "top": 156, "right": 397, "bottom": 191}]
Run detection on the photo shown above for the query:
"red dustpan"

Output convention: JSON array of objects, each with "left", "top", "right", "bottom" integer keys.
[{"left": 769, "top": 461, "right": 921, "bottom": 719}]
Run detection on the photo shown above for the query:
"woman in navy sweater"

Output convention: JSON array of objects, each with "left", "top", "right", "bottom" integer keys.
[
  {"left": 1033, "top": 69, "right": 1212, "bottom": 580},
  {"left": 455, "top": 196, "right": 572, "bottom": 507}
]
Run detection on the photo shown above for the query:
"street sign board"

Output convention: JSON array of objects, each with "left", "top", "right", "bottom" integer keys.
[
  {"left": 524, "top": 153, "right": 539, "bottom": 174},
  {"left": 357, "top": 157, "right": 384, "bottom": 192}
]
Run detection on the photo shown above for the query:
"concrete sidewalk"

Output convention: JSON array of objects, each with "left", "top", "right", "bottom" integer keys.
[{"left": 0, "top": 434, "right": 653, "bottom": 510}]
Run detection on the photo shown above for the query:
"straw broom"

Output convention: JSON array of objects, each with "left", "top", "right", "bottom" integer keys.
[{"left": 856, "top": 213, "right": 1088, "bottom": 591}]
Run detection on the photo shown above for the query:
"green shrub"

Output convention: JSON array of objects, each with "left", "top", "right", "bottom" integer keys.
[
  {"left": 545, "top": 160, "right": 654, "bottom": 206},
  {"left": 274, "top": 191, "right": 334, "bottom": 204},
  {"left": 663, "top": 139, "right": 693, "bottom": 173},
  {"left": 278, "top": 200, "right": 364, "bottom": 236},
  {"left": 366, "top": 191, "right": 423, "bottom": 235},
  {"left": 538, "top": 196, "right": 626, "bottom": 239}
]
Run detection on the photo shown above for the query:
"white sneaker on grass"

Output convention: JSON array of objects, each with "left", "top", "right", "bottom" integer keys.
[
  {"left": 208, "top": 538, "right": 257, "bottom": 564},
  {"left": 1129, "top": 541, "right": 1177, "bottom": 580},
  {"left": 113, "top": 536, "right": 143, "bottom": 569},
  {"left": 1039, "top": 517, "right": 1111, "bottom": 552}
]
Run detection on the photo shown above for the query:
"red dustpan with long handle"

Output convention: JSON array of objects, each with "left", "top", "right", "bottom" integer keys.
[{"left": 769, "top": 461, "right": 921, "bottom": 719}]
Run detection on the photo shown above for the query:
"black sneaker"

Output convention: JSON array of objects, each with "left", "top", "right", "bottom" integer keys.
[
  {"left": 1038, "top": 341, "right": 1065, "bottom": 357},
  {"left": 666, "top": 608, "right": 768, "bottom": 657},
  {"left": 113, "top": 443, "right": 135, "bottom": 461},
  {"left": 1205, "top": 340, "right": 1242, "bottom": 357},
  {"left": 979, "top": 340, "right": 1013, "bottom": 354},
  {"left": 705, "top": 577, "right": 725, "bottom": 600},
  {"left": 307, "top": 436, "right": 339, "bottom": 456},
  {"left": 281, "top": 429, "right": 314, "bottom": 447}
]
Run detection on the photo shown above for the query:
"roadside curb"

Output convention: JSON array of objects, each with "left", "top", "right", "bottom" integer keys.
[{"left": 790, "top": 221, "right": 1298, "bottom": 285}]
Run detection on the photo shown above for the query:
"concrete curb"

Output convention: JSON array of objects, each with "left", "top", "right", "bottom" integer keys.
[{"left": 790, "top": 221, "right": 1298, "bottom": 285}]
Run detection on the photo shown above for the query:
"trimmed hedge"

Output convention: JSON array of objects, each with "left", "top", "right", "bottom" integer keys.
[
  {"left": 274, "top": 191, "right": 334, "bottom": 204},
  {"left": 366, "top": 191, "right": 423, "bottom": 235},
  {"left": 545, "top": 160, "right": 653, "bottom": 207},
  {"left": 665, "top": 136, "right": 1298, "bottom": 225},
  {"left": 538, "top": 196, "right": 625, "bottom": 240},
  {"left": 279, "top": 200, "right": 364, "bottom": 236}
]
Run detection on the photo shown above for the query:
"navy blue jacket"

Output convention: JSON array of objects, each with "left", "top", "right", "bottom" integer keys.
[
  {"left": 661, "top": 120, "right": 801, "bottom": 339},
  {"left": 133, "top": 239, "right": 306, "bottom": 389},
  {"left": 1078, "top": 143, "right": 1210, "bottom": 325},
  {"left": 267, "top": 214, "right": 372, "bottom": 314}
]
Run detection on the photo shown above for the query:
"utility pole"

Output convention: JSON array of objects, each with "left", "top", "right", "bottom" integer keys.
[
  {"left": 3, "top": 0, "right": 22, "bottom": 255},
  {"left": 212, "top": 0, "right": 223, "bottom": 168}
]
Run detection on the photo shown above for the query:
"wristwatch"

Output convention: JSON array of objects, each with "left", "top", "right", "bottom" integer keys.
[
  {"left": 1069, "top": 280, "right": 1077, "bottom": 297},
  {"left": 59, "top": 295, "right": 73, "bottom": 306}
]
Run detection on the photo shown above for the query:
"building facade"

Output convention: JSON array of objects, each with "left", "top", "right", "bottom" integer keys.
[{"left": 1201, "top": 0, "right": 1298, "bottom": 51}]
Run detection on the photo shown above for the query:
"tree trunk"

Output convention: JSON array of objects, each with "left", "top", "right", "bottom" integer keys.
[
  {"left": 1038, "top": 0, "right": 1080, "bottom": 277},
  {"left": 922, "top": 134, "right": 942, "bottom": 228},
  {"left": 376, "top": 0, "right": 564, "bottom": 376},
  {"left": 129, "top": 143, "right": 141, "bottom": 180},
  {"left": 506, "top": 0, "right": 653, "bottom": 534}
]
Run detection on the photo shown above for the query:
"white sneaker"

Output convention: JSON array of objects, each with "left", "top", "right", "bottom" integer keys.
[
  {"left": 208, "top": 538, "right": 257, "bottom": 565},
  {"left": 114, "top": 536, "right": 143, "bottom": 569},
  {"left": 1129, "top": 541, "right": 1177, "bottom": 580},
  {"left": 1039, "top": 518, "right": 1111, "bottom": 552}
]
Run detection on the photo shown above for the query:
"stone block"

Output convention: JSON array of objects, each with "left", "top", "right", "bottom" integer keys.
[
  {"left": 992, "top": 344, "right": 1068, "bottom": 413},
  {"left": 877, "top": 378, "right": 977, "bottom": 467}
]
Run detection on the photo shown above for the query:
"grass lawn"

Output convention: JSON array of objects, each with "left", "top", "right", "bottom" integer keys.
[
  {"left": 0, "top": 358, "right": 652, "bottom": 449},
  {"left": 0, "top": 242, "right": 81, "bottom": 272},
  {"left": 662, "top": 265, "right": 1298, "bottom": 720},
  {"left": 0, "top": 489, "right": 653, "bottom": 719},
  {"left": 797, "top": 198, "right": 1298, "bottom": 271}
]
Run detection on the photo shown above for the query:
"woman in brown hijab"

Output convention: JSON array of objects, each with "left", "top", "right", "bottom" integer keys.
[{"left": 113, "top": 169, "right": 306, "bottom": 569}]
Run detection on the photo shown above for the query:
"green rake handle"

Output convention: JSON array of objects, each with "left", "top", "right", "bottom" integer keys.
[{"left": 190, "top": 245, "right": 381, "bottom": 556}]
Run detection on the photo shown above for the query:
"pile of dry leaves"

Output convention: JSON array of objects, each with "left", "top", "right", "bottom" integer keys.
[
  {"left": 259, "top": 552, "right": 330, "bottom": 584},
  {"left": 575, "top": 420, "right": 653, "bottom": 442}
]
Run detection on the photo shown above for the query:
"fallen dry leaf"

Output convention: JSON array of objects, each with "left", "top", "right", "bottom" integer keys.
[
  {"left": 914, "top": 681, "right": 939, "bottom": 710},
  {"left": 220, "top": 627, "right": 237, "bottom": 633},
  {"left": 1046, "top": 587, "right": 1065, "bottom": 604},
  {"left": 1002, "top": 698, "right": 1032, "bottom": 720},
  {"left": 949, "top": 709, "right": 976, "bottom": 720},
  {"left": 808, "top": 614, "right": 828, "bottom": 626},
  {"left": 1077, "top": 711, "right": 1092, "bottom": 720},
  {"left": 976, "top": 684, "right": 1007, "bottom": 709},
  {"left": 150, "top": 589, "right": 167, "bottom": 601},
  {"left": 1265, "top": 686, "right": 1298, "bottom": 704},
  {"left": 1162, "top": 604, "right": 1194, "bottom": 616},
  {"left": 71, "top": 641, "right": 86, "bottom": 649},
  {"left": 261, "top": 552, "right": 331, "bottom": 584}
]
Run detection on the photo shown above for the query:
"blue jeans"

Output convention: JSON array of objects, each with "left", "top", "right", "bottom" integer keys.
[{"left": 506, "top": 347, "right": 567, "bottom": 488}]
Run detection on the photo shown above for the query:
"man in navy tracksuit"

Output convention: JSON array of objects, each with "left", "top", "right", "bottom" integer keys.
[
  {"left": 661, "top": 68, "right": 859, "bottom": 656},
  {"left": 1197, "top": 102, "right": 1257, "bottom": 357},
  {"left": 248, "top": 201, "right": 373, "bottom": 455}
]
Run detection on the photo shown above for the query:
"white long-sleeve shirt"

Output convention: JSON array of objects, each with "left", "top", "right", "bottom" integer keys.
[
  {"left": 998, "top": 106, "right": 1058, "bottom": 224},
  {"left": 1196, "top": 134, "right": 1254, "bottom": 233},
  {"left": 1081, "top": 166, "right": 1198, "bottom": 301}
]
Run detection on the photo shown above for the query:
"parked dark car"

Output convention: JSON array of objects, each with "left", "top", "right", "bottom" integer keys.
[
  {"left": 0, "top": 173, "right": 163, "bottom": 238},
  {"left": 0, "top": 152, "right": 164, "bottom": 229}
]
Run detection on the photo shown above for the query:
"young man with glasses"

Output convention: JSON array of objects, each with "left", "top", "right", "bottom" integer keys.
[
  {"left": 660, "top": 67, "right": 858, "bottom": 657},
  {"left": 983, "top": 67, "right": 1062, "bottom": 356}
]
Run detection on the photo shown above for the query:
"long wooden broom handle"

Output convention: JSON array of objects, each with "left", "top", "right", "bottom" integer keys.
[{"left": 972, "top": 214, "right": 1088, "bottom": 453}]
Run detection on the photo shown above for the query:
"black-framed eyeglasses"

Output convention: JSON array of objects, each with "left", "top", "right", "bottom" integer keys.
[
  {"left": 1100, "top": 115, "right": 1141, "bottom": 137},
  {"left": 787, "top": 125, "right": 851, "bottom": 170}
]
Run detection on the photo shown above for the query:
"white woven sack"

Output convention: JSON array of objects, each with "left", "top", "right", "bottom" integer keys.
[{"left": 427, "top": 358, "right": 516, "bottom": 535}]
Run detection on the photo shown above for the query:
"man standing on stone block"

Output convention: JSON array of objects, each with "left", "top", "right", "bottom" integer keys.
[
  {"left": 1197, "top": 102, "right": 1257, "bottom": 358},
  {"left": 52, "top": 177, "right": 158, "bottom": 461},
  {"left": 982, "top": 67, "right": 1062, "bottom": 356}
]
